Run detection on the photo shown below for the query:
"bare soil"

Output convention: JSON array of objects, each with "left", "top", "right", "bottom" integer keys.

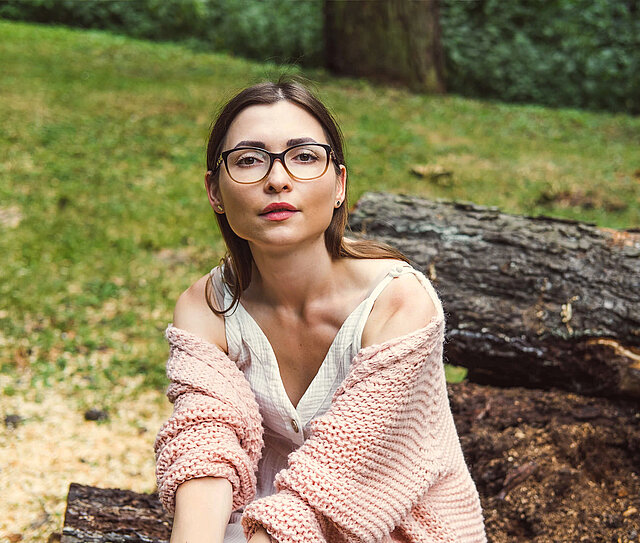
[{"left": 449, "top": 382, "right": 640, "bottom": 542}]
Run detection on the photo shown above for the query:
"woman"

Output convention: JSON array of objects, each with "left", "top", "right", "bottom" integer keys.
[{"left": 155, "top": 79, "right": 486, "bottom": 543}]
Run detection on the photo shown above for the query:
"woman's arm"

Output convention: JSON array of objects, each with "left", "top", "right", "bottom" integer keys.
[
  {"left": 167, "top": 280, "right": 236, "bottom": 543},
  {"left": 170, "top": 477, "right": 233, "bottom": 543},
  {"left": 155, "top": 278, "right": 264, "bottom": 539}
]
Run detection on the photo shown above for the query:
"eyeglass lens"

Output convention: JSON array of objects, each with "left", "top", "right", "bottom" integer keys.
[{"left": 225, "top": 144, "right": 329, "bottom": 183}]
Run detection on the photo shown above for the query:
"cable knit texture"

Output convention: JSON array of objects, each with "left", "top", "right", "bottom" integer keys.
[
  {"left": 241, "top": 314, "right": 486, "bottom": 543},
  {"left": 154, "top": 325, "right": 263, "bottom": 514},
  {"left": 155, "top": 316, "right": 486, "bottom": 542}
]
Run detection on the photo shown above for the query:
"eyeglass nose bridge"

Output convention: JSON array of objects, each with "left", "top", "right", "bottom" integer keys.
[{"left": 261, "top": 149, "right": 293, "bottom": 181}]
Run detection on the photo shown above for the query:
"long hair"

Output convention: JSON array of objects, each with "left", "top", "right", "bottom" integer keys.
[{"left": 204, "top": 78, "right": 408, "bottom": 315}]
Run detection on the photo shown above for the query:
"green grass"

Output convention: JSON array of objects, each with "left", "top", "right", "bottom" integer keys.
[{"left": 1, "top": 21, "right": 638, "bottom": 400}]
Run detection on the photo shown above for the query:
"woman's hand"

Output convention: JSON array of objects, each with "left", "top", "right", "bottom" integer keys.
[{"left": 247, "top": 526, "right": 272, "bottom": 543}]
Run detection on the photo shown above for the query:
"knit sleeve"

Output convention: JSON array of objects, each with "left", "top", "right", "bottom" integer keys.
[
  {"left": 154, "top": 325, "right": 263, "bottom": 515},
  {"left": 241, "top": 316, "right": 458, "bottom": 543}
]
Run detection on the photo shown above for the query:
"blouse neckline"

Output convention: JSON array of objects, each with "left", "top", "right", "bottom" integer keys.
[{"left": 234, "top": 291, "right": 373, "bottom": 415}]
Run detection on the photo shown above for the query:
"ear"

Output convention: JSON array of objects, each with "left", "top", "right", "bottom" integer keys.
[
  {"left": 334, "top": 165, "right": 347, "bottom": 206},
  {"left": 205, "top": 171, "right": 225, "bottom": 214}
]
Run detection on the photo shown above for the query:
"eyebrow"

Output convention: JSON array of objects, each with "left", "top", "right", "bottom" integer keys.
[{"left": 233, "top": 137, "right": 318, "bottom": 149}]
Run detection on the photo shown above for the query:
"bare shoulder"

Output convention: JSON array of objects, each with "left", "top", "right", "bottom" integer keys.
[
  {"left": 343, "top": 256, "right": 403, "bottom": 282},
  {"left": 361, "top": 269, "right": 439, "bottom": 348},
  {"left": 173, "top": 272, "right": 227, "bottom": 352}
]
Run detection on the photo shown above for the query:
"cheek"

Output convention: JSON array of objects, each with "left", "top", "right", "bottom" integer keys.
[
  {"left": 219, "top": 179, "right": 246, "bottom": 210},
  {"left": 218, "top": 184, "right": 252, "bottom": 234},
  {"left": 223, "top": 208, "right": 255, "bottom": 242},
  {"left": 309, "top": 183, "right": 339, "bottom": 227}
]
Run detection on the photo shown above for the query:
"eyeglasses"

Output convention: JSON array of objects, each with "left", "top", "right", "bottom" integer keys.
[{"left": 215, "top": 143, "right": 337, "bottom": 184}]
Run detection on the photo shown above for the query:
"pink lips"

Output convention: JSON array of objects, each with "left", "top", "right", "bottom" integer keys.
[{"left": 260, "top": 202, "right": 299, "bottom": 221}]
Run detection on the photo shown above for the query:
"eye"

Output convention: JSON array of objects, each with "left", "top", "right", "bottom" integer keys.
[
  {"left": 233, "top": 151, "right": 266, "bottom": 167},
  {"left": 291, "top": 149, "right": 320, "bottom": 163},
  {"left": 238, "top": 156, "right": 257, "bottom": 166}
]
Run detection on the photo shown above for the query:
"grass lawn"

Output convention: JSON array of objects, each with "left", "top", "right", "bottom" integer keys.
[{"left": 0, "top": 20, "right": 638, "bottom": 541}]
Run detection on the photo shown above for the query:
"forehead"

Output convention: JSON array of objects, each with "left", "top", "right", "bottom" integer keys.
[{"left": 224, "top": 101, "right": 327, "bottom": 148}]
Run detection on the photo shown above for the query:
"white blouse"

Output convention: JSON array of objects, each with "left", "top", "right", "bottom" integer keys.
[{"left": 209, "top": 262, "right": 423, "bottom": 542}]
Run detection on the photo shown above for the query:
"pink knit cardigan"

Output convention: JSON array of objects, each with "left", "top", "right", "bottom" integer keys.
[{"left": 155, "top": 315, "right": 486, "bottom": 543}]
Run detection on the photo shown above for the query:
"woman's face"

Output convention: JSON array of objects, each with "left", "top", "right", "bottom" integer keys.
[{"left": 207, "top": 100, "right": 346, "bottom": 251}]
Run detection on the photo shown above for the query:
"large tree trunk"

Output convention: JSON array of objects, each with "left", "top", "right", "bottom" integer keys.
[
  {"left": 348, "top": 192, "right": 640, "bottom": 399},
  {"left": 323, "top": 0, "right": 445, "bottom": 93}
]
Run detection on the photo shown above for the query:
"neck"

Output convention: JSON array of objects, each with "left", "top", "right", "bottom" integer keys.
[{"left": 246, "top": 237, "right": 339, "bottom": 315}]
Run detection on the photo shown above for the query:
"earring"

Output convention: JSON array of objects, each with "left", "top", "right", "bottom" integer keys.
[
  {"left": 336, "top": 200, "right": 341, "bottom": 208},
  {"left": 217, "top": 204, "right": 224, "bottom": 212}
]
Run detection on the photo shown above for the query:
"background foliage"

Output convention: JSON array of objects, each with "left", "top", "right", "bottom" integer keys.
[
  {"left": 2, "top": 0, "right": 639, "bottom": 112},
  {"left": 439, "top": 0, "right": 640, "bottom": 114},
  {"left": 0, "top": 0, "right": 324, "bottom": 65}
]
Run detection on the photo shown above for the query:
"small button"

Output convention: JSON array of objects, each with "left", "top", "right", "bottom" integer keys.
[{"left": 290, "top": 418, "right": 299, "bottom": 433}]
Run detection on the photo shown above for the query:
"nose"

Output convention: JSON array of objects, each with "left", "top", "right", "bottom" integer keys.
[{"left": 264, "top": 157, "right": 292, "bottom": 193}]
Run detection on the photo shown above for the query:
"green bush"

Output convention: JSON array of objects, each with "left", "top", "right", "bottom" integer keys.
[
  {"left": 0, "top": 0, "right": 323, "bottom": 65},
  {"left": 440, "top": 0, "right": 640, "bottom": 113},
  {"left": 206, "top": 0, "right": 322, "bottom": 65}
]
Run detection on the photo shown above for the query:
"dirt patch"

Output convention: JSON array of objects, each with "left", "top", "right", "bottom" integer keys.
[
  {"left": 449, "top": 381, "right": 640, "bottom": 542},
  {"left": 535, "top": 186, "right": 628, "bottom": 212}
]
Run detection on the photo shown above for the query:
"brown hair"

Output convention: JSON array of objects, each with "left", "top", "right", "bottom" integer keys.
[{"left": 204, "top": 77, "right": 408, "bottom": 315}]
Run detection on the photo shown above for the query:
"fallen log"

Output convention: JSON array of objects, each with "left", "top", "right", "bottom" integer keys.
[
  {"left": 61, "top": 382, "right": 640, "bottom": 543},
  {"left": 348, "top": 192, "right": 640, "bottom": 399},
  {"left": 61, "top": 484, "right": 170, "bottom": 542}
]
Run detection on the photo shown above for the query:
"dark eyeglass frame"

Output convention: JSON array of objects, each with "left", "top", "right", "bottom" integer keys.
[{"left": 214, "top": 142, "right": 339, "bottom": 184}]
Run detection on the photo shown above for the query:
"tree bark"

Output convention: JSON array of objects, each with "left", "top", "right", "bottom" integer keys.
[
  {"left": 348, "top": 192, "right": 640, "bottom": 399},
  {"left": 324, "top": 0, "right": 445, "bottom": 93},
  {"left": 61, "top": 483, "right": 171, "bottom": 542}
]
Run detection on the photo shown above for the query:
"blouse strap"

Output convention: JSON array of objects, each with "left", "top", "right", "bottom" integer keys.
[
  {"left": 352, "top": 262, "right": 444, "bottom": 349},
  {"left": 209, "top": 266, "right": 243, "bottom": 361},
  {"left": 208, "top": 267, "right": 226, "bottom": 308}
]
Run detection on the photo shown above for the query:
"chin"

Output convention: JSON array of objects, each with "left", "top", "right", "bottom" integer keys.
[{"left": 248, "top": 229, "right": 329, "bottom": 252}]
